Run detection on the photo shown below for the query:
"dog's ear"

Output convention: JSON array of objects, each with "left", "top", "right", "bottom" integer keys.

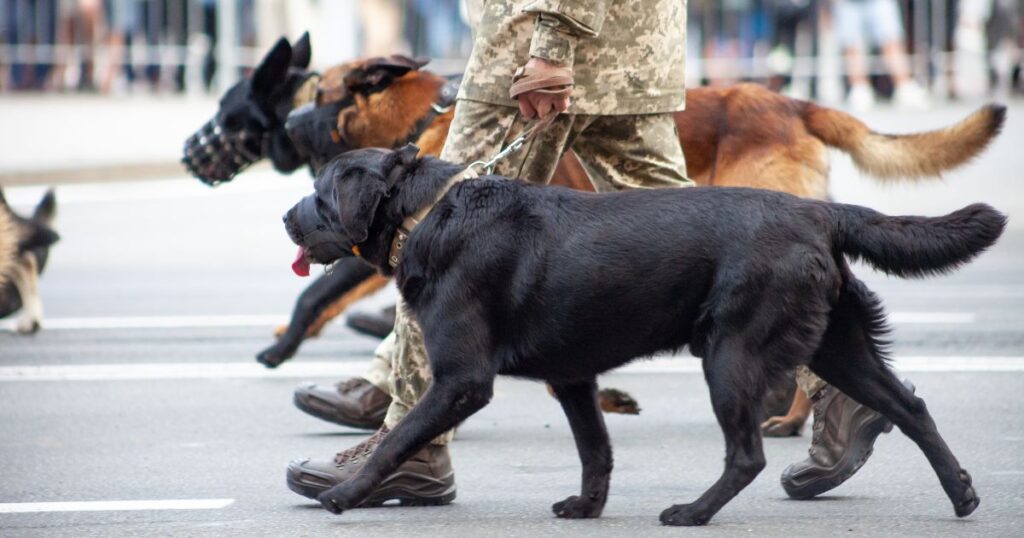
[
  {"left": 344, "top": 55, "right": 430, "bottom": 93},
  {"left": 331, "top": 167, "right": 388, "bottom": 245},
  {"left": 291, "top": 32, "right": 311, "bottom": 70},
  {"left": 33, "top": 189, "right": 56, "bottom": 225},
  {"left": 252, "top": 37, "right": 292, "bottom": 95},
  {"left": 396, "top": 143, "right": 420, "bottom": 166}
]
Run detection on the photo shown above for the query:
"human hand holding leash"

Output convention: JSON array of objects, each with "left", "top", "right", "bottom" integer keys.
[{"left": 510, "top": 57, "right": 573, "bottom": 119}]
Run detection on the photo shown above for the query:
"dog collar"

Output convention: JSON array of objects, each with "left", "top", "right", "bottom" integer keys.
[
  {"left": 387, "top": 166, "right": 478, "bottom": 268},
  {"left": 400, "top": 78, "right": 460, "bottom": 147}
]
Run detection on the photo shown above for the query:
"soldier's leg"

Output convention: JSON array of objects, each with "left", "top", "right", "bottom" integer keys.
[
  {"left": 570, "top": 112, "right": 692, "bottom": 192},
  {"left": 292, "top": 331, "right": 394, "bottom": 430},
  {"left": 382, "top": 100, "right": 580, "bottom": 443}
]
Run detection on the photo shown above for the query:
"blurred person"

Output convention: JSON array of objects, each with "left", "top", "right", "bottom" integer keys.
[
  {"left": 360, "top": 0, "right": 408, "bottom": 56},
  {"left": 834, "top": 0, "right": 929, "bottom": 109},
  {"left": 50, "top": 0, "right": 101, "bottom": 91},
  {"left": 2, "top": 0, "right": 57, "bottom": 90},
  {"left": 286, "top": 0, "right": 692, "bottom": 508},
  {"left": 765, "top": 0, "right": 816, "bottom": 94},
  {"left": 408, "top": 0, "right": 471, "bottom": 58}
]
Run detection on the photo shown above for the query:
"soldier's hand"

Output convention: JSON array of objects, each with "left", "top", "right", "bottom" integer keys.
[{"left": 516, "top": 58, "right": 572, "bottom": 119}]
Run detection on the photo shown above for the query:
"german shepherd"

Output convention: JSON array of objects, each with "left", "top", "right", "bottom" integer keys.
[
  {"left": 0, "top": 188, "right": 59, "bottom": 334},
  {"left": 283, "top": 145, "right": 1003, "bottom": 524}
]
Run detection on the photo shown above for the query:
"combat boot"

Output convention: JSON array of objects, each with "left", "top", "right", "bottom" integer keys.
[
  {"left": 287, "top": 426, "right": 457, "bottom": 506},
  {"left": 293, "top": 377, "right": 391, "bottom": 430},
  {"left": 345, "top": 305, "right": 397, "bottom": 339},
  {"left": 780, "top": 380, "right": 914, "bottom": 499}
]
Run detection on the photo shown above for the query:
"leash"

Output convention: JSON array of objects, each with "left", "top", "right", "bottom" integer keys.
[
  {"left": 465, "top": 112, "right": 557, "bottom": 176},
  {"left": 386, "top": 112, "right": 557, "bottom": 268}
]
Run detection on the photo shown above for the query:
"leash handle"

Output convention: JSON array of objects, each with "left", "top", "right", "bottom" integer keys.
[{"left": 467, "top": 113, "right": 556, "bottom": 175}]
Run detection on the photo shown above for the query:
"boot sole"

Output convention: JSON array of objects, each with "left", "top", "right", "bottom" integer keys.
[
  {"left": 292, "top": 392, "right": 387, "bottom": 430},
  {"left": 287, "top": 464, "right": 456, "bottom": 507},
  {"left": 782, "top": 416, "right": 893, "bottom": 500}
]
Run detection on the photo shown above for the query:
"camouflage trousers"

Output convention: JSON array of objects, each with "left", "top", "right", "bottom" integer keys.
[
  {"left": 796, "top": 366, "right": 827, "bottom": 398},
  {"left": 378, "top": 99, "right": 692, "bottom": 445}
]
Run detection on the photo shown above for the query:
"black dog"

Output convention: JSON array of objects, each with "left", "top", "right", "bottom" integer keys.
[
  {"left": 0, "top": 188, "right": 59, "bottom": 333},
  {"left": 284, "top": 146, "right": 1004, "bottom": 525}
]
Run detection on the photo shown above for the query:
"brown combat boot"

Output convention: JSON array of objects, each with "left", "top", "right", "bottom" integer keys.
[
  {"left": 780, "top": 380, "right": 914, "bottom": 499},
  {"left": 286, "top": 426, "right": 457, "bottom": 506},
  {"left": 293, "top": 377, "right": 391, "bottom": 430},
  {"left": 345, "top": 305, "right": 397, "bottom": 339}
]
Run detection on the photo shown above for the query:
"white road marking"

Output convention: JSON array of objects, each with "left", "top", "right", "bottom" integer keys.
[
  {"left": 1, "top": 356, "right": 1022, "bottom": 382},
  {"left": 0, "top": 311, "right": 978, "bottom": 332},
  {"left": 0, "top": 498, "right": 234, "bottom": 514},
  {"left": 0, "top": 315, "right": 287, "bottom": 331}
]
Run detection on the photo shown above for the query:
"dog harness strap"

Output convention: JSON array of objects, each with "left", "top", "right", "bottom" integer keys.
[
  {"left": 388, "top": 167, "right": 479, "bottom": 268},
  {"left": 401, "top": 78, "right": 461, "bottom": 147}
]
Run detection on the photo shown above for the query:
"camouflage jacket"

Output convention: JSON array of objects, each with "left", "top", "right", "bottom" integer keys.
[{"left": 459, "top": 0, "right": 687, "bottom": 115}]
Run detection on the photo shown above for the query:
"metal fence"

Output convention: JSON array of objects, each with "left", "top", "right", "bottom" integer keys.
[{"left": 1, "top": 0, "right": 1020, "bottom": 98}]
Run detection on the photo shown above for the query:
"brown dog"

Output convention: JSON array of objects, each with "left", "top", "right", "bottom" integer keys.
[{"left": 279, "top": 58, "right": 1004, "bottom": 424}]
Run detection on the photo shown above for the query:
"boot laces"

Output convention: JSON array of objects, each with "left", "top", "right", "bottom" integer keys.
[{"left": 334, "top": 426, "right": 389, "bottom": 467}]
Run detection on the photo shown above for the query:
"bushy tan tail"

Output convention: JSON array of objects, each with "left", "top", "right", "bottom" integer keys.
[{"left": 804, "top": 104, "right": 1006, "bottom": 180}]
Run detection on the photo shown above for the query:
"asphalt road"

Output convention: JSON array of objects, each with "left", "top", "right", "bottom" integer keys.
[{"left": 1, "top": 103, "right": 1023, "bottom": 536}]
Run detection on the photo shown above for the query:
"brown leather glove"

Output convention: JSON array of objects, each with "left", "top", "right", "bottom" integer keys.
[{"left": 509, "top": 58, "right": 574, "bottom": 119}]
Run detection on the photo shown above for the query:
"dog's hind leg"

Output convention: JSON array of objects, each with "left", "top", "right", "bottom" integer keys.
[
  {"left": 550, "top": 379, "right": 612, "bottom": 519},
  {"left": 660, "top": 337, "right": 768, "bottom": 526},
  {"left": 256, "top": 257, "right": 376, "bottom": 367},
  {"left": 809, "top": 279, "right": 979, "bottom": 517}
]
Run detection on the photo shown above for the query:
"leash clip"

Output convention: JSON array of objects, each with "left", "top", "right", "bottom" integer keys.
[{"left": 466, "top": 114, "right": 555, "bottom": 175}]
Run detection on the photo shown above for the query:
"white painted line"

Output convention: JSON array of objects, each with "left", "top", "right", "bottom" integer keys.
[
  {"left": 0, "top": 315, "right": 287, "bottom": 331},
  {"left": 0, "top": 361, "right": 367, "bottom": 381},
  {"left": 1, "top": 356, "right": 1022, "bottom": 382},
  {"left": 0, "top": 498, "right": 234, "bottom": 514},
  {"left": 0, "top": 311, "right": 979, "bottom": 332},
  {"left": 888, "top": 312, "right": 975, "bottom": 324}
]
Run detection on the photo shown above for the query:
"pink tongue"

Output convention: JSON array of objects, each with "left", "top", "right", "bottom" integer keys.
[{"left": 291, "top": 247, "right": 311, "bottom": 277}]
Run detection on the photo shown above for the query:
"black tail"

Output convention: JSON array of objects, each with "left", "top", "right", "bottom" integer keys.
[{"left": 830, "top": 203, "right": 1007, "bottom": 278}]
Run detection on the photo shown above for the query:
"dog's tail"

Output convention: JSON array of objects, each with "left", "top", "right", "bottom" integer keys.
[
  {"left": 804, "top": 103, "right": 1006, "bottom": 180},
  {"left": 830, "top": 202, "right": 1007, "bottom": 278}
]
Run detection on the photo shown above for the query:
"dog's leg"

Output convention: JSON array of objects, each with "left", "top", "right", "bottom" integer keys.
[
  {"left": 761, "top": 387, "right": 810, "bottom": 437},
  {"left": 12, "top": 253, "right": 41, "bottom": 334},
  {"left": 316, "top": 369, "right": 495, "bottom": 514},
  {"left": 660, "top": 338, "right": 767, "bottom": 526},
  {"left": 256, "top": 258, "right": 376, "bottom": 367},
  {"left": 809, "top": 281, "right": 979, "bottom": 517},
  {"left": 550, "top": 379, "right": 612, "bottom": 518}
]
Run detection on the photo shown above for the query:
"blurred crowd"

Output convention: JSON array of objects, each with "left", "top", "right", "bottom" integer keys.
[{"left": 1, "top": 0, "right": 1022, "bottom": 107}]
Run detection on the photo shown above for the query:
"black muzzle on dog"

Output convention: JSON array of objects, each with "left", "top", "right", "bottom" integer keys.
[
  {"left": 284, "top": 193, "right": 353, "bottom": 267},
  {"left": 182, "top": 117, "right": 268, "bottom": 186},
  {"left": 284, "top": 100, "right": 350, "bottom": 171}
]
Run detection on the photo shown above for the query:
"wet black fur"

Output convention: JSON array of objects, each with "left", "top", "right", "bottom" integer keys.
[{"left": 285, "top": 147, "right": 1005, "bottom": 525}]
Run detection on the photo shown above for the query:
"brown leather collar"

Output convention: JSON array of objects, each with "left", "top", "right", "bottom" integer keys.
[{"left": 387, "top": 166, "right": 479, "bottom": 268}]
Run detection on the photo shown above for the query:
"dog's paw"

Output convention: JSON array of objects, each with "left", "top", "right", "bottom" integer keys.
[
  {"left": 15, "top": 318, "right": 40, "bottom": 334},
  {"left": 761, "top": 416, "right": 802, "bottom": 437},
  {"left": 659, "top": 503, "right": 711, "bottom": 526},
  {"left": 597, "top": 388, "right": 641, "bottom": 415},
  {"left": 552, "top": 495, "right": 603, "bottom": 519},
  {"left": 317, "top": 487, "right": 355, "bottom": 515},
  {"left": 953, "top": 469, "right": 980, "bottom": 517},
  {"left": 274, "top": 324, "right": 288, "bottom": 338}
]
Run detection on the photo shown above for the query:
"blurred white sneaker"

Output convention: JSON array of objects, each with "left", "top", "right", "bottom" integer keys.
[
  {"left": 894, "top": 81, "right": 931, "bottom": 110},
  {"left": 847, "top": 84, "right": 875, "bottom": 111}
]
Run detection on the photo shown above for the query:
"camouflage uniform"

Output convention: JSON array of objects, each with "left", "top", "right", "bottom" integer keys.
[{"left": 382, "top": 0, "right": 691, "bottom": 444}]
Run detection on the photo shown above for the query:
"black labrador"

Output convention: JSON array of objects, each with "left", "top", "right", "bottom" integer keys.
[{"left": 283, "top": 145, "right": 1003, "bottom": 525}]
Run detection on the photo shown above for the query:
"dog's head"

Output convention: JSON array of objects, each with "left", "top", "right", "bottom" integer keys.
[
  {"left": 0, "top": 188, "right": 60, "bottom": 273},
  {"left": 283, "top": 145, "right": 421, "bottom": 275},
  {"left": 284, "top": 55, "right": 438, "bottom": 170},
  {"left": 183, "top": 33, "right": 312, "bottom": 185}
]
